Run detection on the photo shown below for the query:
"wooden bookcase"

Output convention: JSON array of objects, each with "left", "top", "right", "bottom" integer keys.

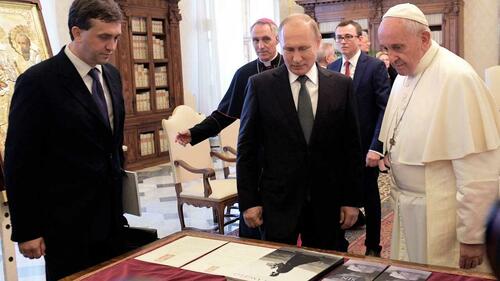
[
  {"left": 295, "top": 0, "right": 464, "bottom": 57},
  {"left": 111, "top": 0, "right": 184, "bottom": 170}
]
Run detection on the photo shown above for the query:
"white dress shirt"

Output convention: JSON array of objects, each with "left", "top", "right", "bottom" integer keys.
[
  {"left": 287, "top": 64, "right": 319, "bottom": 117},
  {"left": 65, "top": 45, "right": 114, "bottom": 131},
  {"left": 341, "top": 49, "right": 362, "bottom": 79}
]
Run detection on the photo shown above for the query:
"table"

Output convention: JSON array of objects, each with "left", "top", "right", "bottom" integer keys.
[{"left": 63, "top": 231, "right": 496, "bottom": 281}]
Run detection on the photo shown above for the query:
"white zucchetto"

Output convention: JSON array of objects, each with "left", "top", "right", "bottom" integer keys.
[{"left": 383, "top": 3, "right": 429, "bottom": 26}]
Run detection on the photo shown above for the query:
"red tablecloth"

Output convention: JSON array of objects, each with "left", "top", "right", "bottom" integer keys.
[
  {"left": 80, "top": 257, "right": 495, "bottom": 281},
  {"left": 80, "top": 259, "right": 226, "bottom": 281}
]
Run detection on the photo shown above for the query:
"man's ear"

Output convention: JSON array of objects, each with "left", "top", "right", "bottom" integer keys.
[
  {"left": 421, "top": 30, "right": 431, "bottom": 47},
  {"left": 71, "top": 26, "right": 81, "bottom": 41}
]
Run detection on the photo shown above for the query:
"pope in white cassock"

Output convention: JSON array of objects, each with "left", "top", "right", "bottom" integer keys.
[{"left": 378, "top": 3, "right": 500, "bottom": 271}]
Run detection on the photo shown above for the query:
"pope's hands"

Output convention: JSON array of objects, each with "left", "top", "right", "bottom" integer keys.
[{"left": 459, "top": 243, "right": 484, "bottom": 269}]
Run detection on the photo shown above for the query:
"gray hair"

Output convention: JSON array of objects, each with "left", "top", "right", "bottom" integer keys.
[
  {"left": 250, "top": 18, "right": 278, "bottom": 37},
  {"left": 316, "top": 42, "right": 334, "bottom": 62}
]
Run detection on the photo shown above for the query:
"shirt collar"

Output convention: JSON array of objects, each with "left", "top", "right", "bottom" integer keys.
[
  {"left": 64, "top": 44, "right": 103, "bottom": 79},
  {"left": 259, "top": 52, "right": 279, "bottom": 67},
  {"left": 411, "top": 40, "right": 439, "bottom": 77},
  {"left": 288, "top": 63, "right": 318, "bottom": 86},
  {"left": 342, "top": 49, "right": 361, "bottom": 68}
]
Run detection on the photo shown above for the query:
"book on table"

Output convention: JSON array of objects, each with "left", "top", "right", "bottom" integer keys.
[
  {"left": 374, "top": 265, "right": 431, "bottom": 281},
  {"left": 182, "top": 242, "right": 276, "bottom": 276},
  {"left": 322, "top": 259, "right": 388, "bottom": 281},
  {"left": 228, "top": 247, "right": 344, "bottom": 281}
]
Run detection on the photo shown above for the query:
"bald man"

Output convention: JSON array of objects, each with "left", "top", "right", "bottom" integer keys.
[{"left": 238, "top": 14, "right": 363, "bottom": 251}]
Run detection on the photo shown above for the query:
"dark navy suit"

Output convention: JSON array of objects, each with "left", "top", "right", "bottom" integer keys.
[{"left": 328, "top": 52, "right": 390, "bottom": 251}]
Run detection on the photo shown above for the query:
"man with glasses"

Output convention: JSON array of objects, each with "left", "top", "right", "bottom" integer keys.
[{"left": 328, "top": 20, "right": 390, "bottom": 257}]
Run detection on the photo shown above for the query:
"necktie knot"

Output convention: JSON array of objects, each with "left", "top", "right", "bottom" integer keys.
[
  {"left": 297, "top": 75, "right": 308, "bottom": 85},
  {"left": 88, "top": 67, "right": 100, "bottom": 80}
]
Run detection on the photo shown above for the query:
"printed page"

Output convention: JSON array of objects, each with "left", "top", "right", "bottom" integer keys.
[
  {"left": 228, "top": 247, "right": 344, "bottom": 281},
  {"left": 135, "top": 236, "right": 228, "bottom": 267},
  {"left": 182, "top": 242, "right": 276, "bottom": 276}
]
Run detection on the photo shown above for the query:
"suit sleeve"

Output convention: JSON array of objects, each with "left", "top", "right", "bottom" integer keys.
[
  {"left": 236, "top": 78, "right": 261, "bottom": 212},
  {"left": 369, "top": 61, "right": 391, "bottom": 153},
  {"left": 4, "top": 72, "right": 46, "bottom": 242},
  {"left": 341, "top": 80, "right": 364, "bottom": 207},
  {"left": 189, "top": 111, "right": 236, "bottom": 145}
]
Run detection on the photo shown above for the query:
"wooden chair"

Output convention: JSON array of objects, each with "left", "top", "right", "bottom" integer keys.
[
  {"left": 218, "top": 119, "right": 240, "bottom": 179},
  {"left": 162, "top": 105, "right": 238, "bottom": 234}
]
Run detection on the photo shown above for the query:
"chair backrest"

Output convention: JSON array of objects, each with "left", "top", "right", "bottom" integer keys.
[
  {"left": 162, "top": 105, "right": 214, "bottom": 183},
  {"left": 218, "top": 119, "right": 240, "bottom": 167},
  {"left": 485, "top": 65, "right": 500, "bottom": 111}
]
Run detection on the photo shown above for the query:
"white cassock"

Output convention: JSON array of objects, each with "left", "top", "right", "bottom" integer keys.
[{"left": 379, "top": 40, "right": 500, "bottom": 270}]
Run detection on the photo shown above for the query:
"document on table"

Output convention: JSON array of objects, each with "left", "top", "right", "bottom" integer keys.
[
  {"left": 135, "top": 236, "right": 228, "bottom": 267},
  {"left": 182, "top": 242, "right": 276, "bottom": 276}
]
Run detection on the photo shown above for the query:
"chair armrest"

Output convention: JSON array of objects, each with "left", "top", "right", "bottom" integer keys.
[
  {"left": 174, "top": 160, "right": 214, "bottom": 197},
  {"left": 210, "top": 151, "right": 236, "bottom": 163},
  {"left": 222, "top": 146, "right": 237, "bottom": 156}
]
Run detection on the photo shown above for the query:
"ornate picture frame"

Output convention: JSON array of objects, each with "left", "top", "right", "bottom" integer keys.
[{"left": 0, "top": 0, "right": 52, "bottom": 153}]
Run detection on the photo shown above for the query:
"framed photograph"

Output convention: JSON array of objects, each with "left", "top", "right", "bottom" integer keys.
[{"left": 0, "top": 0, "right": 51, "bottom": 154}]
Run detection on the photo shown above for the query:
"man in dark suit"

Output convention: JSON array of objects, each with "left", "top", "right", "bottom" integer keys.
[
  {"left": 176, "top": 18, "right": 283, "bottom": 239},
  {"left": 4, "top": 0, "right": 126, "bottom": 279},
  {"left": 328, "top": 20, "right": 390, "bottom": 256},
  {"left": 237, "top": 13, "right": 364, "bottom": 251}
]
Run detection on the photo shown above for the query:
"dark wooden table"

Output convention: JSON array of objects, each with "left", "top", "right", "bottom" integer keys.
[{"left": 63, "top": 230, "right": 496, "bottom": 280}]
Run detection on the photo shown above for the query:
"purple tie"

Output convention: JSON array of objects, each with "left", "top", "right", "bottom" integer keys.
[{"left": 88, "top": 68, "right": 110, "bottom": 127}]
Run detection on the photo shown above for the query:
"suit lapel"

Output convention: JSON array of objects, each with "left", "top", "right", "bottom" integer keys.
[
  {"left": 272, "top": 65, "right": 304, "bottom": 142},
  {"left": 310, "top": 67, "right": 332, "bottom": 144},
  {"left": 55, "top": 50, "right": 112, "bottom": 133},
  {"left": 352, "top": 52, "right": 367, "bottom": 94},
  {"left": 331, "top": 59, "right": 342, "bottom": 72},
  {"left": 102, "top": 65, "right": 121, "bottom": 137}
]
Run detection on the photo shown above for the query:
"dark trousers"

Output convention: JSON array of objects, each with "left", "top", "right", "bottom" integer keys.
[
  {"left": 265, "top": 202, "right": 347, "bottom": 252},
  {"left": 238, "top": 213, "right": 262, "bottom": 239},
  {"left": 363, "top": 166, "right": 381, "bottom": 250},
  {"left": 44, "top": 236, "right": 123, "bottom": 281}
]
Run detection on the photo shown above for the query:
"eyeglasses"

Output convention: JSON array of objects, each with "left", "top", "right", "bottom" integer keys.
[{"left": 335, "top": 34, "right": 359, "bottom": 42}]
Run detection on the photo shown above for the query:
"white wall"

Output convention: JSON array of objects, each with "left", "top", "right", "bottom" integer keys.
[
  {"left": 463, "top": 0, "right": 499, "bottom": 79},
  {"left": 40, "top": 0, "right": 71, "bottom": 54}
]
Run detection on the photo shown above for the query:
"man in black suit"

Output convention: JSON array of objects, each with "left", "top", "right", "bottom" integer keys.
[
  {"left": 328, "top": 20, "right": 390, "bottom": 256},
  {"left": 237, "top": 13, "right": 364, "bottom": 251},
  {"left": 4, "top": 0, "right": 126, "bottom": 279},
  {"left": 176, "top": 18, "right": 283, "bottom": 239}
]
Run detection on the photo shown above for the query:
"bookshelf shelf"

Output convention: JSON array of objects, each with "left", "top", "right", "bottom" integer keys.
[{"left": 112, "top": 0, "right": 183, "bottom": 170}]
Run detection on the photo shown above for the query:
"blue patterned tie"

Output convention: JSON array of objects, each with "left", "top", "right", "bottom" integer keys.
[
  {"left": 297, "top": 75, "right": 314, "bottom": 144},
  {"left": 88, "top": 68, "right": 110, "bottom": 127}
]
